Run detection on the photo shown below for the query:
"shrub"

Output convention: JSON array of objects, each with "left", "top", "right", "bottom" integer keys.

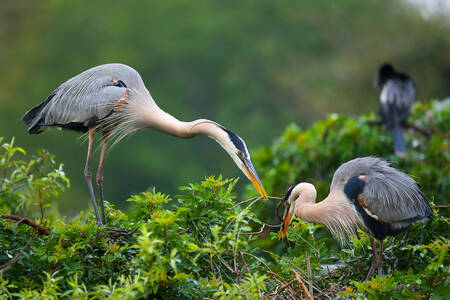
[{"left": 0, "top": 101, "right": 448, "bottom": 299}]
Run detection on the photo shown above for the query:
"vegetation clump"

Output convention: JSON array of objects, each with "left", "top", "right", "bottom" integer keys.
[{"left": 0, "top": 101, "right": 448, "bottom": 299}]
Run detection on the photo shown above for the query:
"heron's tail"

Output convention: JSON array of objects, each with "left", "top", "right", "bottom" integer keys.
[
  {"left": 22, "top": 93, "right": 56, "bottom": 134},
  {"left": 22, "top": 105, "right": 45, "bottom": 134},
  {"left": 391, "top": 125, "right": 406, "bottom": 156}
]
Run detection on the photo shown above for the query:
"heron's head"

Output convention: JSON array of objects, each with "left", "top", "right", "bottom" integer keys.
[
  {"left": 278, "top": 182, "right": 316, "bottom": 240},
  {"left": 211, "top": 125, "right": 268, "bottom": 200},
  {"left": 343, "top": 175, "right": 366, "bottom": 201}
]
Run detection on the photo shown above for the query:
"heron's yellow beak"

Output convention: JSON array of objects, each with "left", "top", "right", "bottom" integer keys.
[
  {"left": 277, "top": 194, "right": 295, "bottom": 240},
  {"left": 242, "top": 159, "right": 268, "bottom": 200},
  {"left": 279, "top": 211, "right": 294, "bottom": 240}
]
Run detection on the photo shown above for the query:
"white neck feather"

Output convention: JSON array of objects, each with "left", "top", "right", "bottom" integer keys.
[
  {"left": 131, "top": 92, "right": 229, "bottom": 142},
  {"left": 293, "top": 184, "right": 361, "bottom": 244}
]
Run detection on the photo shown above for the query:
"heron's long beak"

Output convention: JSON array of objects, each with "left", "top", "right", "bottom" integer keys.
[
  {"left": 242, "top": 159, "right": 268, "bottom": 200},
  {"left": 278, "top": 199, "right": 295, "bottom": 240}
]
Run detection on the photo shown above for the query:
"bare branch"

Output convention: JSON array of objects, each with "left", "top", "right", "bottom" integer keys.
[
  {"left": 405, "top": 122, "right": 432, "bottom": 138},
  {"left": 293, "top": 269, "right": 313, "bottom": 300},
  {"left": 1, "top": 214, "right": 50, "bottom": 235}
]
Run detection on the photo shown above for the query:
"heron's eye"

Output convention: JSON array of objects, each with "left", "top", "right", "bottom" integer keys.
[
  {"left": 237, "top": 151, "right": 243, "bottom": 157},
  {"left": 113, "top": 80, "right": 127, "bottom": 88}
]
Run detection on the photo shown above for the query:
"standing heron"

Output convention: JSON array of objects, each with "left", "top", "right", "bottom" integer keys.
[
  {"left": 22, "top": 63, "right": 268, "bottom": 226},
  {"left": 376, "top": 63, "right": 415, "bottom": 156},
  {"left": 278, "top": 157, "right": 433, "bottom": 279}
]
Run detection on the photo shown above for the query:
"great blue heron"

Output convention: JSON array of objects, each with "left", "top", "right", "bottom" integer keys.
[
  {"left": 278, "top": 157, "right": 433, "bottom": 279},
  {"left": 376, "top": 63, "right": 415, "bottom": 156},
  {"left": 22, "top": 63, "right": 268, "bottom": 226}
]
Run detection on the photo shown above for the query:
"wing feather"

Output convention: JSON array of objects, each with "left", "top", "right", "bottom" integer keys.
[{"left": 332, "top": 157, "right": 433, "bottom": 224}]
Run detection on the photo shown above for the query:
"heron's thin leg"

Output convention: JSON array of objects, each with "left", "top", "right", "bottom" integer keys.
[
  {"left": 84, "top": 128, "right": 101, "bottom": 226},
  {"left": 378, "top": 240, "right": 384, "bottom": 276},
  {"left": 96, "top": 131, "right": 109, "bottom": 225},
  {"left": 366, "top": 237, "right": 378, "bottom": 280}
]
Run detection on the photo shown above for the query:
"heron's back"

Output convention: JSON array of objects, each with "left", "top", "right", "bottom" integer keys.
[{"left": 22, "top": 63, "right": 147, "bottom": 134}]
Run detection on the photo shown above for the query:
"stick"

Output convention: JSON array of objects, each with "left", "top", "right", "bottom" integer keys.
[
  {"left": 405, "top": 122, "right": 432, "bottom": 138},
  {"left": 1, "top": 214, "right": 50, "bottom": 235},
  {"left": 435, "top": 205, "right": 449, "bottom": 209},
  {"left": 262, "top": 279, "right": 296, "bottom": 300},
  {"left": 305, "top": 252, "right": 313, "bottom": 298},
  {"left": 293, "top": 269, "right": 313, "bottom": 300}
]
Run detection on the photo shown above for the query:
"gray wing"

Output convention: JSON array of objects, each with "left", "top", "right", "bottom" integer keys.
[
  {"left": 23, "top": 63, "right": 143, "bottom": 132},
  {"left": 357, "top": 158, "right": 432, "bottom": 223}
]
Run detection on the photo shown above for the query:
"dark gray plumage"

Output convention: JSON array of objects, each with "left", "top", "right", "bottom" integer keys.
[
  {"left": 332, "top": 157, "right": 432, "bottom": 231},
  {"left": 377, "top": 63, "right": 415, "bottom": 155}
]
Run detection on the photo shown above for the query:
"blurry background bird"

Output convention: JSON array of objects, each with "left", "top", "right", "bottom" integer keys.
[
  {"left": 376, "top": 63, "right": 415, "bottom": 156},
  {"left": 22, "top": 63, "right": 268, "bottom": 226},
  {"left": 278, "top": 157, "right": 433, "bottom": 279}
]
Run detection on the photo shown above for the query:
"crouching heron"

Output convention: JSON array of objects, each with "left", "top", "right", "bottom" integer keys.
[
  {"left": 22, "top": 63, "right": 268, "bottom": 226},
  {"left": 278, "top": 157, "right": 433, "bottom": 279}
]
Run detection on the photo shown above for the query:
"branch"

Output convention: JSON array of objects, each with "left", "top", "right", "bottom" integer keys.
[
  {"left": 1, "top": 214, "right": 50, "bottom": 235},
  {"left": 305, "top": 252, "right": 313, "bottom": 298},
  {"left": 293, "top": 269, "right": 313, "bottom": 300},
  {"left": 0, "top": 232, "right": 35, "bottom": 274},
  {"left": 435, "top": 205, "right": 449, "bottom": 209},
  {"left": 366, "top": 119, "right": 432, "bottom": 138},
  {"left": 262, "top": 278, "right": 296, "bottom": 300},
  {"left": 405, "top": 122, "right": 432, "bottom": 138}
]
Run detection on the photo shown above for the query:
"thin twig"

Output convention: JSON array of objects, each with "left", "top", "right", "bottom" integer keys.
[
  {"left": 435, "top": 205, "right": 449, "bottom": 209},
  {"left": 262, "top": 279, "right": 296, "bottom": 300},
  {"left": 367, "top": 119, "right": 432, "bottom": 138},
  {"left": 225, "top": 196, "right": 262, "bottom": 230},
  {"left": 0, "top": 232, "right": 36, "bottom": 274},
  {"left": 191, "top": 221, "right": 237, "bottom": 278},
  {"left": 241, "top": 251, "right": 272, "bottom": 272},
  {"left": 1, "top": 214, "right": 50, "bottom": 235},
  {"left": 405, "top": 122, "right": 432, "bottom": 138},
  {"left": 231, "top": 196, "right": 260, "bottom": 209},
  {"left": 293, "top": 269, "right": 313, "bottom": 300},
  {"left": 305, "top": 252, "right": 313, "bottom": 298},
  {"left": 241, "top": 222, "right": 282, "bottom": 238}
]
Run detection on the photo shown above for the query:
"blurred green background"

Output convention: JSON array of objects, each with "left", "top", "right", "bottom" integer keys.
[{"left": 1, "top": 0, "right": 449, "bottom": 215}]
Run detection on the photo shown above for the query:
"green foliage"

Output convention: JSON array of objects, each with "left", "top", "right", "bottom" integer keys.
[
  {"left": 0, "top": 101, "right": 448, "bottom": 299},
  {"left": 1, "top": 151, "right": 270, "bottom": 299},
  {"left": 0, "top": 137, "right": 69, "bottom": 216}
]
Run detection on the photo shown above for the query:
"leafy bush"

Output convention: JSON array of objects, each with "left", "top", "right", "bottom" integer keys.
[{"left": 0, "top": 101, "right": 448, "bottom": 299}]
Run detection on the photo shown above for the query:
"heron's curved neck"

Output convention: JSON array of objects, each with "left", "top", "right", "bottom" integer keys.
[
  {"left": 294, "top": 188, "right": 346, "bottom": 223},
  {"left": 143, "top": 105, "right": 222, "bottom": 140},
  {"left": 295, "top": 188, "right": 360, "bottom": 242}
]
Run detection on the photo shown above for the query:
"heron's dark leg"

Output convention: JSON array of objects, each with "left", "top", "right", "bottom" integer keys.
[
  {"left": 366, "top": 237, "right": 378, "bottom": 280},
  {"left": 84, "top": 128, "right": 102, "bottom": 226},
  {"left": 96, "top": 132, "right": 109, "bottom": 225},
  {"left": 377, "top": 240, "right": 384, "bottom": 276}
]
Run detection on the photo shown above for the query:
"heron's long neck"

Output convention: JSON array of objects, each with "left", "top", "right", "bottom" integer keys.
[
  {"left": 142, "top": 104, "right": 222, "bottom": 139},
  {"left": 295, "top": 190, "right": 360, "bottom": 243}
]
